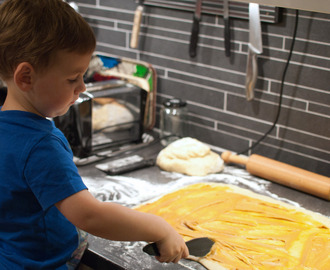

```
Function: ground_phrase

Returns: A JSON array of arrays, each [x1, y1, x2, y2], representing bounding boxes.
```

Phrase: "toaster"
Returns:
[[54, 80, 147, 158]]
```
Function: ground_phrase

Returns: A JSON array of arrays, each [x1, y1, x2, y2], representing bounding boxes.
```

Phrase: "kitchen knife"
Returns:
[[143, 237, 214, 257], [245, 3, 263, 101], [223, 0, 230, 57], [130, 0, 144, 49], [189, 0, 203, 58]]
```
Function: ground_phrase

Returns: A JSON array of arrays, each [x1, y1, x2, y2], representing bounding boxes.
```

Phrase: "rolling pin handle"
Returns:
[[221, 151, 249, 166]]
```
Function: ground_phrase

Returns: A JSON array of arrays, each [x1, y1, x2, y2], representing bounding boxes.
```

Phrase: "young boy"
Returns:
[[0, 0, 188, 269]]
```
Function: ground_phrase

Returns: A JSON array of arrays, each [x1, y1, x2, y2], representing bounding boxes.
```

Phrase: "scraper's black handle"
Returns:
[[189, 16, 200, 58], [143, 242, 160, 256]]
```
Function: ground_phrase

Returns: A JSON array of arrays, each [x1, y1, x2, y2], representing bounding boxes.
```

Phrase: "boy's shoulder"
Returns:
[[0, 109, 70, 153], [0, 109, 53, 132]]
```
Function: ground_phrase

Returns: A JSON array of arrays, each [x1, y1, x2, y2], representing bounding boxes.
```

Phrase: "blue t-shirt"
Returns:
[[0, 109, 87, 269]]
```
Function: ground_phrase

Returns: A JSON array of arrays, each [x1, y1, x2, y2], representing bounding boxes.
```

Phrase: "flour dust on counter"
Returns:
[[82, 176, 158, 207], [86, 233, 207, 270], [82, 164, 301, 209]]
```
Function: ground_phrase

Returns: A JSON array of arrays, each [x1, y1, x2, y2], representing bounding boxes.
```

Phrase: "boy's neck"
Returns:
[[1, 84, 42, 117]]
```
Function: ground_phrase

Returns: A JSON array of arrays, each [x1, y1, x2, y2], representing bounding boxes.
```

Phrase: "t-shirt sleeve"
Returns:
[[24, 134, 87, 211]]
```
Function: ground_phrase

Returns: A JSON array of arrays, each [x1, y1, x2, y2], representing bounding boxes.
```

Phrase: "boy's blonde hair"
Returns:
[[0, 0, 96, 80]]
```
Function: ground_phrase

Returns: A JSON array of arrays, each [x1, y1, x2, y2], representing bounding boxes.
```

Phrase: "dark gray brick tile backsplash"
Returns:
[[95, 44, 137, 60], [80, 6, 134, 22], [290, 40, 330, 59], [77, 0, 95, 4], [251, 144, 329, 177], [278, 128, 330, 151], [159, 79, 225, 109], [308, 102, 330, 116], [76, 1, 329, 176], [100, 0, 135, 11], [270, 82, 329, 104]]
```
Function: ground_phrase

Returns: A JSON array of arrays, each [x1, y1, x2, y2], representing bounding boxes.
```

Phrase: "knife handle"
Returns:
[[189, 16, 200, 58], [130, 5, 143, 49], [245, 48, 257, 101], [143, 242, 160, 256], [224, 18, 230, 57]]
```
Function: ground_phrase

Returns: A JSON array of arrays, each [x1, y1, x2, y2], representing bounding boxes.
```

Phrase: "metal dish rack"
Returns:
[[140, 0, 280, 23]]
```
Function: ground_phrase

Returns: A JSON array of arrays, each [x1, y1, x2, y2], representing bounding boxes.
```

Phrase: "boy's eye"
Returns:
[[68, 78, 78, 83]]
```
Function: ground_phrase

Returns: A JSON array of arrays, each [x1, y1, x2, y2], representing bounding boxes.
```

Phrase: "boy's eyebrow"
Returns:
[[69, 67, 89, 74]]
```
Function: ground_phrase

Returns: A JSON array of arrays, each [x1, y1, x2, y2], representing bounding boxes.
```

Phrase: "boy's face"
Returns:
[[30, 50, 92, 118]]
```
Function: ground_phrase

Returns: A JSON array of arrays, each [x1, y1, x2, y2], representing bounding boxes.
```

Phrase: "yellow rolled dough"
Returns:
[[136, 183, 330, 270]]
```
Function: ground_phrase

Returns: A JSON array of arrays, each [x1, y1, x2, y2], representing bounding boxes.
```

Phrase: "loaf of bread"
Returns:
[[92, 98, 134, 131]]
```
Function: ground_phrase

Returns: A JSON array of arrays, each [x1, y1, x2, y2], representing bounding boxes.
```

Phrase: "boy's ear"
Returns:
[[14, 62, 35, 92]]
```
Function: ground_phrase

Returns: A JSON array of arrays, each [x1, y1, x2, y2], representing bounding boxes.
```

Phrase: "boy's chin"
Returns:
[[52, 106, 71, 118]]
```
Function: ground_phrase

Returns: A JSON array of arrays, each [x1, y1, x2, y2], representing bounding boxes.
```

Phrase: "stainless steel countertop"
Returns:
[[78, 142, 330, 270]]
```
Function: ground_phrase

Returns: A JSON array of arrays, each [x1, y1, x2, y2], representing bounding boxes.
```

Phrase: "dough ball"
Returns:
[[156, 137, 224, 176]]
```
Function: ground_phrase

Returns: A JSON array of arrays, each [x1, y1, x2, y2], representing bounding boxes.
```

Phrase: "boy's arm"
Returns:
[[55, 190, 189, 263]]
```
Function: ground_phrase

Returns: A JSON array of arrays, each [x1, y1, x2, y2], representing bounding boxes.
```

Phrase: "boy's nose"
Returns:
[[75, 80, 86, 94], [80, 82, 86, 93]]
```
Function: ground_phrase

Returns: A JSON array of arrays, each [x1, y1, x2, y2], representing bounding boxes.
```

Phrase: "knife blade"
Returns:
[[223, 0, 230, 57], [245, 3, 263, 101], [143, 237, 214, 257], [189, 0, 203, 58]]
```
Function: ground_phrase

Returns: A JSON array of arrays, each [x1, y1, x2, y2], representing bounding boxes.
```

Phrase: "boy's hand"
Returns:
[[56, 190, 189, 263], [155, 227, 189, 263]]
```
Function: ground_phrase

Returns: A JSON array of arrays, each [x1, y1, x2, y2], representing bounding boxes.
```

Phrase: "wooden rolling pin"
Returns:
[[221, 151, 330, 201]]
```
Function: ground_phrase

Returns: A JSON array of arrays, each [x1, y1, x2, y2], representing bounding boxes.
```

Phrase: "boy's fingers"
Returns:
[[155, 255, 175, 263], [183, 245, 189, 258], [172, 254, 182, 263], [156, 248, 186, 263], [155, 255, 169, 263]]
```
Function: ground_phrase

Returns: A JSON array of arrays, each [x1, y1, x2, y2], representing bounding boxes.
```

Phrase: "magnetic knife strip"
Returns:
[[140, 0, 279, 23]]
